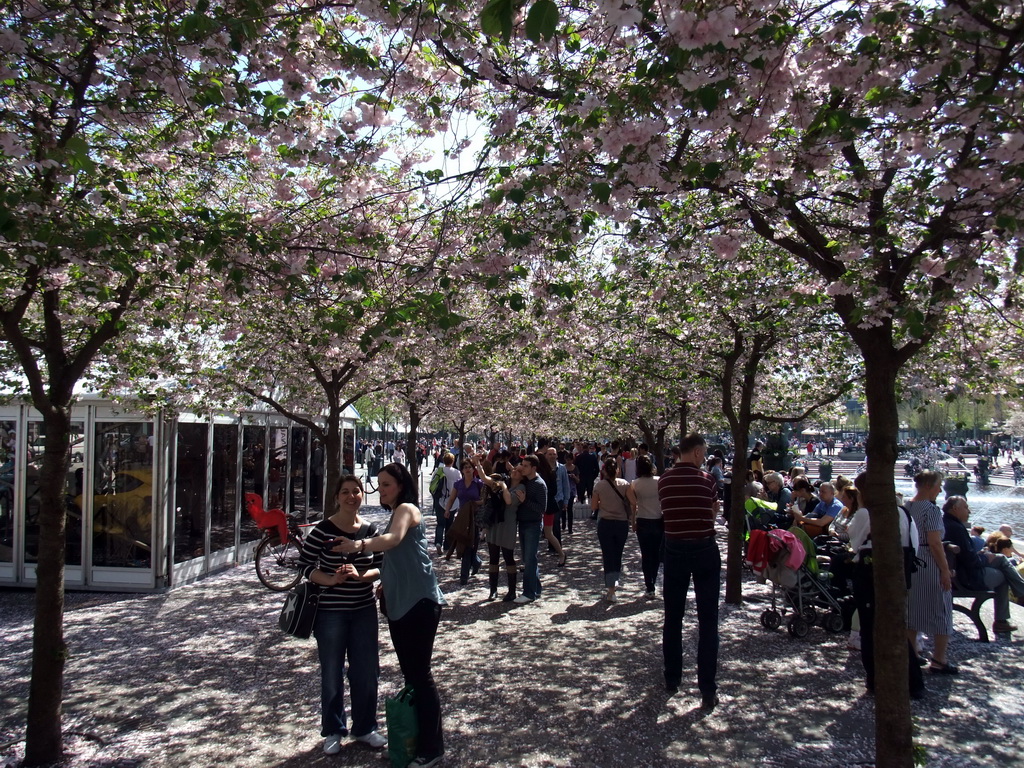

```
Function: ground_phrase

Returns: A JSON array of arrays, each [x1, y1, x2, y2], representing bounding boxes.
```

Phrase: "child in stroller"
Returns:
[[744, 481, 854, 638]]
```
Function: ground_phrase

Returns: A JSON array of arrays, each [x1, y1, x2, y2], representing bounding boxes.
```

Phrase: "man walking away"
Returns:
[[576, 442, 599, 508], [514, 455, 547, 603], [658, 433, 722, 709]]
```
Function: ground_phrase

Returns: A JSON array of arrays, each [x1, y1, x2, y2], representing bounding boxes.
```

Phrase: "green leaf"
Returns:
[[65, 136, 96, 173], [696, 86, 719, 113], [507, 188, 526, 204], [592, 182, 611, 204], [856, 36, 880, 54], [525, 0, 559, 43], [481, 0, 514, 41]]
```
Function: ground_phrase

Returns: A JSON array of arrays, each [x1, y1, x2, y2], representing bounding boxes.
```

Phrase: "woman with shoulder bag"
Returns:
[[443, 459, 484, 585], [298, 475, 386, 755], [336, 463, 447, 768], [591, 458, 636, 602]]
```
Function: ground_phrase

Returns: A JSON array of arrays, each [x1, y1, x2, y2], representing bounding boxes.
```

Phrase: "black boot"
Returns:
[[487, 571, 499, 600], [502, 569, 518, 602]]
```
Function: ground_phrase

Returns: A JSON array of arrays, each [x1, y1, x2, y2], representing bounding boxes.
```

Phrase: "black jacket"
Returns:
[[942, 513, 987, 591]]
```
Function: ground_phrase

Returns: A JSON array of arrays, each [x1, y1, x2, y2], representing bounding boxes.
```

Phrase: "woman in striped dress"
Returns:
[[298, 475, 387, 754], [906, 470, 957, 674]]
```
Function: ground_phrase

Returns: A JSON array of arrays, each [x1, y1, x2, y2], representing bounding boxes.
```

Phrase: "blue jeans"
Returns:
[[983, 555, 1024, 622], [314, 604, 379, 737], [597, 519, 629, 588], [519, 519, 542, 599], [662, 536, 721, 697]]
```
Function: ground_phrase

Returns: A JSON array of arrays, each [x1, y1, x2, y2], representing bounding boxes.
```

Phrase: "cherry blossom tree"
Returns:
[[381, 1, 1024, 764], [0, 1, 468, 761]]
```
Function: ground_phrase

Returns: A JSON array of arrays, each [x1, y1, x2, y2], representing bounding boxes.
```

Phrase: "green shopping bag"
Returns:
[[385, 685, 418, 768]]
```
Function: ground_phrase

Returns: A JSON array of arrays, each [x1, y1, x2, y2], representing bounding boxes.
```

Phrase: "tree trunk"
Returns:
[[679, 399, 688, 442], [322, 406, 343, 518], [408, 403, 421, 493], [655, 425, 667, 469], [639, 417, 670, 474], [724, 422, 749, 605], [860, 349, 913, 768], [25, 404, 72, 766]]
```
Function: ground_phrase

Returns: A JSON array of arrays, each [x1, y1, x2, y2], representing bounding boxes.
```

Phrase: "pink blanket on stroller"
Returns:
[[746, 529, 806, 580]]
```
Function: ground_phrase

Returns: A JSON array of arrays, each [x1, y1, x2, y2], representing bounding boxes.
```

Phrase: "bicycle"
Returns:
[[245, 493, 313, 591], [361, 471, 378, 493]]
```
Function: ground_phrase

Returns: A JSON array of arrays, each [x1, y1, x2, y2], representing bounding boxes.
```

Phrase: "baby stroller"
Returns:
[[747, 527, 848, 638]]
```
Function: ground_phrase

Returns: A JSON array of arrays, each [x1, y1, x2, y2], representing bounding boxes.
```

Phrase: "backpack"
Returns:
[[483, 484, 505, 527], [899, 505, 925, 589], [429, 465, 445, 495]]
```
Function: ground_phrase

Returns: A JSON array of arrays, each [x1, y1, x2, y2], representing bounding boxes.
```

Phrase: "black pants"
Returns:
[[635, 518, 664, 592], [388, 598, 444, 759], [852, 561, 924, 695], [578, 475, 596, 504]]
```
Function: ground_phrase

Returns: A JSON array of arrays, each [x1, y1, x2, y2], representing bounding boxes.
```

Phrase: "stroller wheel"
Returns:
[[761, 610, 782, 630], [823, 610, 845, 633], [787, 617, 811, 638], [801, 606, 817, 625]]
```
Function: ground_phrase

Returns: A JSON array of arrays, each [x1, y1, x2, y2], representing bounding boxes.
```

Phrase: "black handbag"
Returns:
[[279, 520, 371, 637], [279, 581, 322, 638]]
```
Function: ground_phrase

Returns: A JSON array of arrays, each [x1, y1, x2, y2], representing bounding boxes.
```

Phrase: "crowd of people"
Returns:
[[295, 434, 1024, 766], [743, 462, 1024, 698]]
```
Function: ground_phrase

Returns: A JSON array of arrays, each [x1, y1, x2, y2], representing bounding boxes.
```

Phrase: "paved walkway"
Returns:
[[2, 506, 1022, 768]]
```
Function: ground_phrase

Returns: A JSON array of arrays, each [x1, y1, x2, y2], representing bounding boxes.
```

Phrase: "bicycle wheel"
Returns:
[[254, 535, 303, 591]]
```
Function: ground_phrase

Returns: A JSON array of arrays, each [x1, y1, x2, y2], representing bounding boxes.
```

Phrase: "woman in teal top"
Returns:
[[337, 462, 446, 768]]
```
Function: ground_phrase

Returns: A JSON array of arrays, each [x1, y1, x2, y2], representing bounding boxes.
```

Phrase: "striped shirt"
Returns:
[[658, 463, 717, 539], [298, 518, 383, 611]]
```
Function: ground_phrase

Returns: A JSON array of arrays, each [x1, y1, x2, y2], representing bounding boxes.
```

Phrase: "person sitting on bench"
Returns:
[[943, 496, 1024, 634]]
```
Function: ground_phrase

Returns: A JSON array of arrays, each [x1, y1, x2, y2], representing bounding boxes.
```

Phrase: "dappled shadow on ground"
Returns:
[[1, 503, 1021, 767]]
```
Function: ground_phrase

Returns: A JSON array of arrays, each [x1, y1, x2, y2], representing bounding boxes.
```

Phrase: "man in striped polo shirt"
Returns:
[[658, 433, 722, 708]]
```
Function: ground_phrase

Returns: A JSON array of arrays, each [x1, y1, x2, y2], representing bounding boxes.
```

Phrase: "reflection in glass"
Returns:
[[174, 423, 209, 563], [24, 422, 86, 565], [0, 421, 17, 562], [241, 425, 266, 543], [211, 425, 238, 553], [268, 427, 288, 512], [91, 422, 155, 568], [290, 426, 307, 520]]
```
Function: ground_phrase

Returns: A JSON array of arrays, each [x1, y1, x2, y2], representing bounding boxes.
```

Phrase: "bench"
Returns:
[[951, 586, 996, 642], [945, 544, 996, 642]]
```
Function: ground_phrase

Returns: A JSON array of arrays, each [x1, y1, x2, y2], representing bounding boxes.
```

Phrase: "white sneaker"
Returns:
[[605, 588, 617, 603], [355, 731, 387, 749], [512, 595, 534, 604], [323, 734, 342, 755]]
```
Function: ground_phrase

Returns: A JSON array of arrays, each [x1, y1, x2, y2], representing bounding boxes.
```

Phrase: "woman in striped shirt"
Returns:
[[298, 475, 386, 755]]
